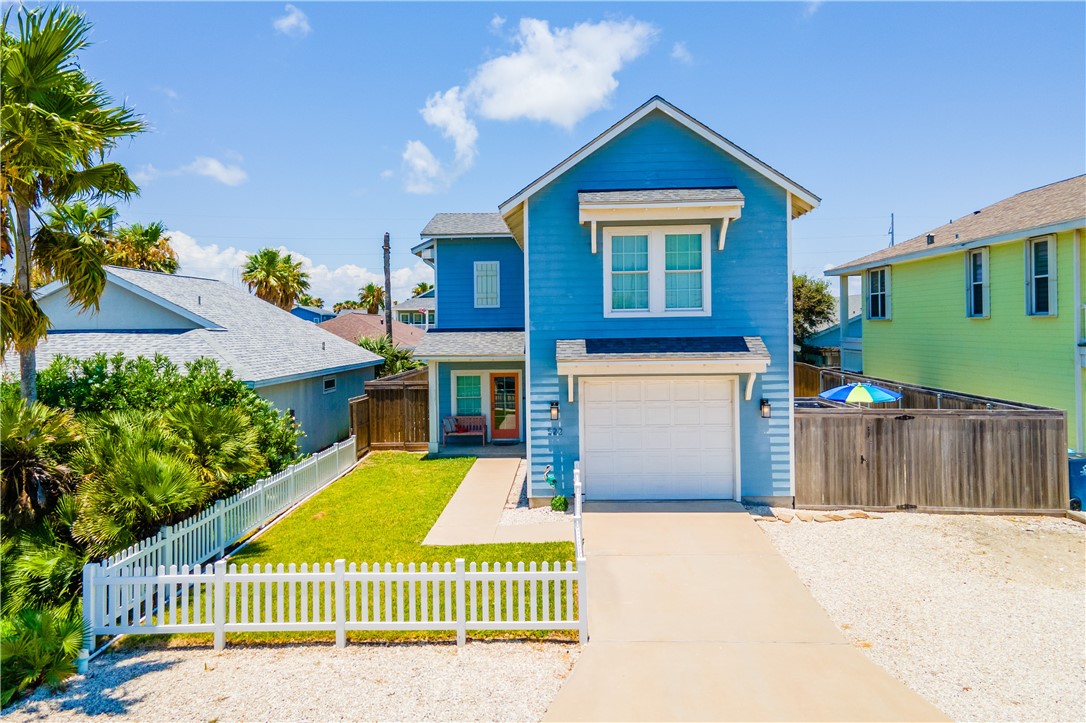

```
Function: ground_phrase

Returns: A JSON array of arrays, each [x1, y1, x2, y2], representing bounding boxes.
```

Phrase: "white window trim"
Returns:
[[866, 266, 891, 320], [965, 247, 990, 319], [474, 261, 501, 309], [322, 376, 337, 394], [602, 225, 712, 318], [1026, 234, 1057, 317], [449, 370, 523, 443]]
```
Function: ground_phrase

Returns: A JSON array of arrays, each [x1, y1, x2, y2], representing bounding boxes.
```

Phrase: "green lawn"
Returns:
[[231, 451, 575, 565], [115, 452, 576, 651]]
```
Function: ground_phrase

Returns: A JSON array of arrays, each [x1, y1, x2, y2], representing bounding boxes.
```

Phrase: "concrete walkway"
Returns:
[[422, 458, 573, 545], [544, 502, 946, 722]]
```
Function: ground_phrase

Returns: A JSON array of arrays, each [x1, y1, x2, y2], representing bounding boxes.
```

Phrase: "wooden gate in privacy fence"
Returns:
[[350, 368, 429, 455], [794, 407, 1069, 512]]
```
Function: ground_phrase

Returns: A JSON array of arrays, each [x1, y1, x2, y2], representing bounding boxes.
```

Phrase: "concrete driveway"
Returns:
[[543, 502, 946, 722]]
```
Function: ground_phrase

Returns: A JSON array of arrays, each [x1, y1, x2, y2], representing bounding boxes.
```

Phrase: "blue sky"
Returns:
[[58, 1, 1086, 305]]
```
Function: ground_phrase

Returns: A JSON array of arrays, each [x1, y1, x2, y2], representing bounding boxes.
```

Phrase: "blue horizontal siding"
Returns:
[[526, 109, 794, 499], [435, 237, 525, 329]]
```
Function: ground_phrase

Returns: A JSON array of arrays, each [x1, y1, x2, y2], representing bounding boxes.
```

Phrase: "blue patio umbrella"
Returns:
[[819, 382, 903, 405]]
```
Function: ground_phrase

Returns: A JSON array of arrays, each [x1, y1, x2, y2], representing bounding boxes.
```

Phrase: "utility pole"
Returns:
[[383, 232, 393, 343], [888, 213, 895, 247]]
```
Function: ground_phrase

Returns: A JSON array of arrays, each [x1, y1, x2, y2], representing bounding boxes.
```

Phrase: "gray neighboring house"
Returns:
[[6, 266, 382, 454]]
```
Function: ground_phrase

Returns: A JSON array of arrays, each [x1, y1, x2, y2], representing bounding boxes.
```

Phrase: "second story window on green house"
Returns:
[[1026, 235, 1056, 316], [967, 248, 989, 318], [868, 266, 890, 320]]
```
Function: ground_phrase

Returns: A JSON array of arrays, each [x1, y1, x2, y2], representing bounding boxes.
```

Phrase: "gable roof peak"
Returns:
[[498, 96, 820, 219]]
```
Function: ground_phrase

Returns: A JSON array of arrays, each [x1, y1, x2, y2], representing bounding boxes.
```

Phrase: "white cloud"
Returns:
[[153, 85, 179, 100], [468, 18, 656, 129], [134, 156, 249, 187], [803, 1, 823, 17], [273, 4, 311, 38], [671, 41, 693, 65], [489, 14, 506, 34], [172, 231, 434, 305], [183, 156, 248, 186], [401, 16, 655, 193], [380, 169, 395, 179]]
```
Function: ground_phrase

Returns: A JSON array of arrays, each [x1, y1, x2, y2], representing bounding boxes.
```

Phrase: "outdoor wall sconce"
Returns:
[[760, 399, 772, 418], [550, 401, 561, 420]]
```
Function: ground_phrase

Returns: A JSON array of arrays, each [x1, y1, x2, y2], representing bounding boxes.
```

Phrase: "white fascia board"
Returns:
[[826, 217, 1086, 276], [499, 97, 820, 216], [414, 355, 525, 363], [557, 358, 770, 377]]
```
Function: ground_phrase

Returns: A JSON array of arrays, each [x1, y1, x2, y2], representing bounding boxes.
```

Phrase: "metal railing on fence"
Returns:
[[83, 556, 587, 653]]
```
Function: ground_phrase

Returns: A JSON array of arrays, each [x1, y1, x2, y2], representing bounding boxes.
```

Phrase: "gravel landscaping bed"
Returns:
[[759, 511, 1085, 723], [500, 474, 572, 526], [7, 640, 579, 722]]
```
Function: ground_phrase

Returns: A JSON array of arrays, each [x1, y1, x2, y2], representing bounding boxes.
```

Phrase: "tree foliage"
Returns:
[[333, 299, 363, 313], [0, 606, 84, 705], [241, 247, 310, 310], [0, 398, 82, 526], [357, 335, 423, 378], [358, 282, 385, 314], [411, 281, 433, 297], [108, 221, 178, 273], [793, 273, 838, 343], [1, 4, 145, 395], [296, 292, 323, 308]]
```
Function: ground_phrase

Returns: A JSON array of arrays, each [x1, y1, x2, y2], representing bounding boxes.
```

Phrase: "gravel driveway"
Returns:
[[759, 511, 1085, 723], [7, 640, 579, 722]]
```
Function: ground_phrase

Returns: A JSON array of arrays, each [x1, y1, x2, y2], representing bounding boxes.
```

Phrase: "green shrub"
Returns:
[[20, 354, 299, 478], [1, 498, 87, 619], [0, 607, 85, 707], [550, 495, 569, 512]]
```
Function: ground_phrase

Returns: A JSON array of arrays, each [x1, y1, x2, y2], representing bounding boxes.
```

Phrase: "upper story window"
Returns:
[[966, 248, 989, 318], [603, 225, 711, 317], [1026, 235, 1056, 316], [323, 376, 337, 394], [867, 266, 890, 320], [474, 261, 500, 308]]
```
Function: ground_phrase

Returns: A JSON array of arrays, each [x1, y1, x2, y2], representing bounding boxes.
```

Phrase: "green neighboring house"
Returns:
[[826, 175, 1086, 450]]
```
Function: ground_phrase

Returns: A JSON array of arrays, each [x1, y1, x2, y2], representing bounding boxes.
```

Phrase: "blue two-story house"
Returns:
[[413, 97, 819, 506]]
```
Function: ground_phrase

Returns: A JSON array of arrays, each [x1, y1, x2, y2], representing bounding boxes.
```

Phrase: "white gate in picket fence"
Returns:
[[82, 557, 587, 655]]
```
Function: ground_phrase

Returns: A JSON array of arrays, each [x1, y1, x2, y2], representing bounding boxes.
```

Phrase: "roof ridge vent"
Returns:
[[926, 234, 935, 245]]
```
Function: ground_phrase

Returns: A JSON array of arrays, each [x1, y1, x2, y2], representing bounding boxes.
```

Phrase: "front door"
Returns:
[[491, 374, 520, 440]]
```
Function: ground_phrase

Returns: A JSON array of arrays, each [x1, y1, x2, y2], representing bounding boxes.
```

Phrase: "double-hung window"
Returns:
[[474, 261, 500, 308], [454, 374, 482, 415], [867, 267, 890, 320], [1026, 235, 1056, 316], [604, 225, 710, 316], [966, 248, 989, 318]]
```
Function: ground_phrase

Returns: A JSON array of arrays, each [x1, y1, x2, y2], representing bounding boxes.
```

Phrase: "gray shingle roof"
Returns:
[[829, 175, 1086, 273], [414, 331, 524, 359], [396, 296, 435, 312], [556, 336, 769, 362], [578, 188, 745, 205], [3, 267, 382, 385], [421, 213, 512, 238]]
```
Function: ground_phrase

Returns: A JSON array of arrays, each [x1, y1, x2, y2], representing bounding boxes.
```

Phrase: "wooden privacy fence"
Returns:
[[793, 362, 1041, 411], [95, 438, 357, 578], [795, 408, 1068, 512], [82, 557, 587, 655], [350, 368, 429, 452]]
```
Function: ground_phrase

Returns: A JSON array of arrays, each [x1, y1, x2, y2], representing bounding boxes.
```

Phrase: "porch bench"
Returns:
[[442, 415, 487, 445]]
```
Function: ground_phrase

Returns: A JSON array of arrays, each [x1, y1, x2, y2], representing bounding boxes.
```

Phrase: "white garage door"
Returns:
[[581, 377, 737, 500]]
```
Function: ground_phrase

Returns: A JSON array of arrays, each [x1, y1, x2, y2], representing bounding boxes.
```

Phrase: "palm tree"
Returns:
[[0, 397, 83, 527], [108, 221, 178, 273], [359, 282, 385, 314], [32, 201, 116, 287], [241, 247, 311, 310], [412, 281, 434, 297], [296, 292, 324, 308], [333, 299, 363, 313], [357, 335, 423, 378], [2, 5, 146, 402], [164, 403, 265, 496]]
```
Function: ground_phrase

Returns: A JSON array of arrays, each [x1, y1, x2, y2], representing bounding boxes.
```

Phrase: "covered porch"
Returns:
[[413, 329, 527, 455]]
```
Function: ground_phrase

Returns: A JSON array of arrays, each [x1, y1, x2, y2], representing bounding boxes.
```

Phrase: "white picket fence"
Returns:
[[82, 557, 587, 651], [96, 437, 357, 577], [573, 464, 584, 559]]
